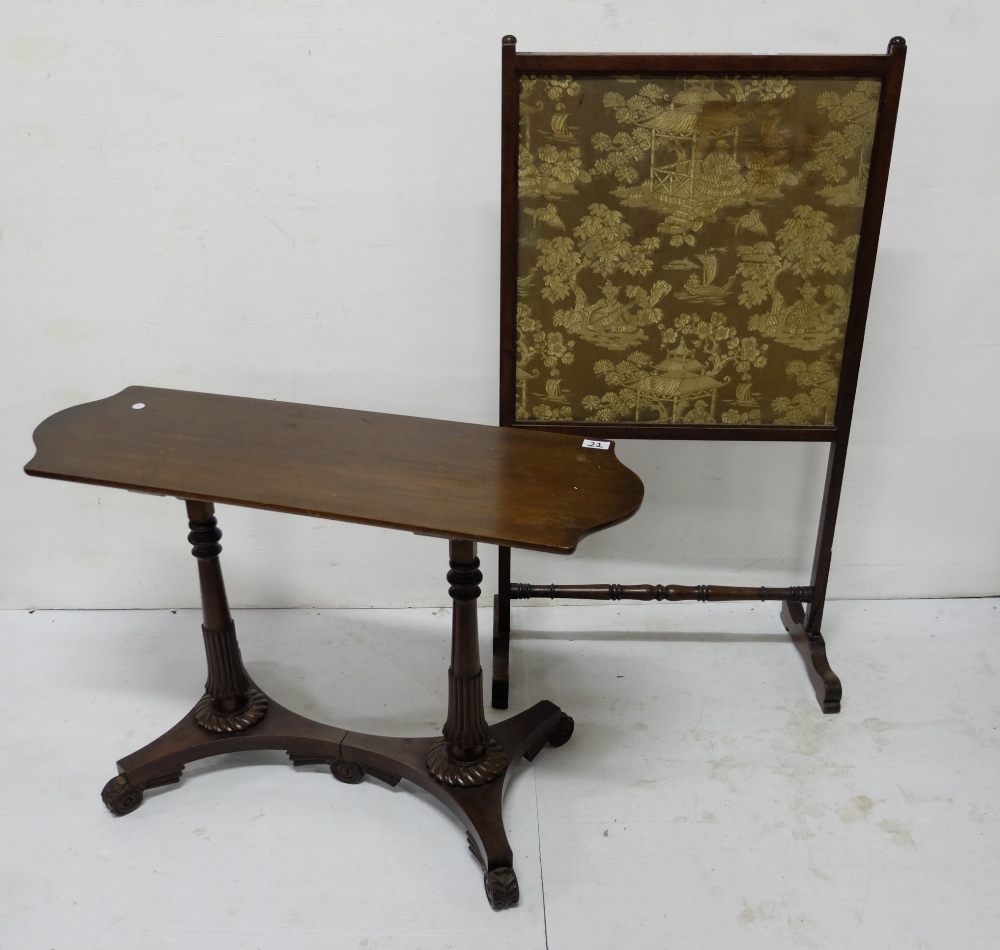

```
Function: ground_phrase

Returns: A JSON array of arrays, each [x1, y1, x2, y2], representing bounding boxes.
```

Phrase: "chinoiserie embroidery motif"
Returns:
[[516, 75, 880, 426]]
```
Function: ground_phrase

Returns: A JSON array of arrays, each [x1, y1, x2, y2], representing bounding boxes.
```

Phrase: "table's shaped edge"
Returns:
[[24, 387, 645, 556]]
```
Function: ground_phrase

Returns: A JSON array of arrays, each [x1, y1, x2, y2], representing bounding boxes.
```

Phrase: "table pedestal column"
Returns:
[[426, 541, 506, 786], [186, 501, 269, 731], [334, 538, 574, 909]]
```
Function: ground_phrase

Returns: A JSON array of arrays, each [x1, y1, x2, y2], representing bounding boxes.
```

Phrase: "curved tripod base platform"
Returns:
[[782, 600, 842, 714], [101, 688, 570, 909]]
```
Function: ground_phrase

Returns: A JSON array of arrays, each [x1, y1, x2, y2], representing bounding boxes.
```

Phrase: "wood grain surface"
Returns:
[[25, 387, 644, 554]]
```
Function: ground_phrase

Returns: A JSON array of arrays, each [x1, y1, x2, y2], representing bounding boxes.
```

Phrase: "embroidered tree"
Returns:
[[803, 81, 880, 206], [581, 352, 653, 421], [515, 303, 576, 419], [738, 206, 858, 346], [771, 358, 840, 424]]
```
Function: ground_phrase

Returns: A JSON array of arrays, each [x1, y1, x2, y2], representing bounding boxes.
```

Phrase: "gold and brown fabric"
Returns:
[[514, 74, 879, 428]]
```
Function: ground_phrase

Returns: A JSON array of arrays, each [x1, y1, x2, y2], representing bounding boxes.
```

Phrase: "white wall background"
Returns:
[[2, 0, 997, 609]]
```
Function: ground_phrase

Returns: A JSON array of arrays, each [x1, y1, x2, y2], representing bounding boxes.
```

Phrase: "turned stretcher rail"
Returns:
[[509, 583, 813, 603]]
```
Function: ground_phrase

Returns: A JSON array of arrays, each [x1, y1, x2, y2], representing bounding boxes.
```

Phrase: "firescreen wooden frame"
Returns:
[[493, 35, 906, 713]]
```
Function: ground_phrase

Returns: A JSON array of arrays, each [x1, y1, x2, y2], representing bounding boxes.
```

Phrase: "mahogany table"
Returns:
[[25, 386, 643, 909]]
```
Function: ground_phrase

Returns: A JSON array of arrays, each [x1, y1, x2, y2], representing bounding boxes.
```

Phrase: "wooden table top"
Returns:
[[25, 387, 644, 554]]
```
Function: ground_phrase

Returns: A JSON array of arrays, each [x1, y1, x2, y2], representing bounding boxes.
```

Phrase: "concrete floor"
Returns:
[[1, 598, 997, 949]]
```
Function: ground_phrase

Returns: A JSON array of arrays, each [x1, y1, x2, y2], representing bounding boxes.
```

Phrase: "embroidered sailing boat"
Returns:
[[548, 104, 576, 142], [541, 371, 570, 404], [676, 251, 735, 303]]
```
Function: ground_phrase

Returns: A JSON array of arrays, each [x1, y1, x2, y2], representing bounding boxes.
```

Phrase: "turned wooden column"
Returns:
[[444, 540, 491, 761], [186, 500, 267, 732], [426, 540, 506, 786]]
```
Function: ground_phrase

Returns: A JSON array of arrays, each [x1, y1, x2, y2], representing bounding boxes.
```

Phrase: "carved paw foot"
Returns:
[[484, 866, 519, 910], [548, 713, 575, 748], [101, 775, 144, 816]]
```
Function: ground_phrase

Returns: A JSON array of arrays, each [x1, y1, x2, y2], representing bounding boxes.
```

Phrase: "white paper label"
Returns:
[[582, 439, 610, 450]]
